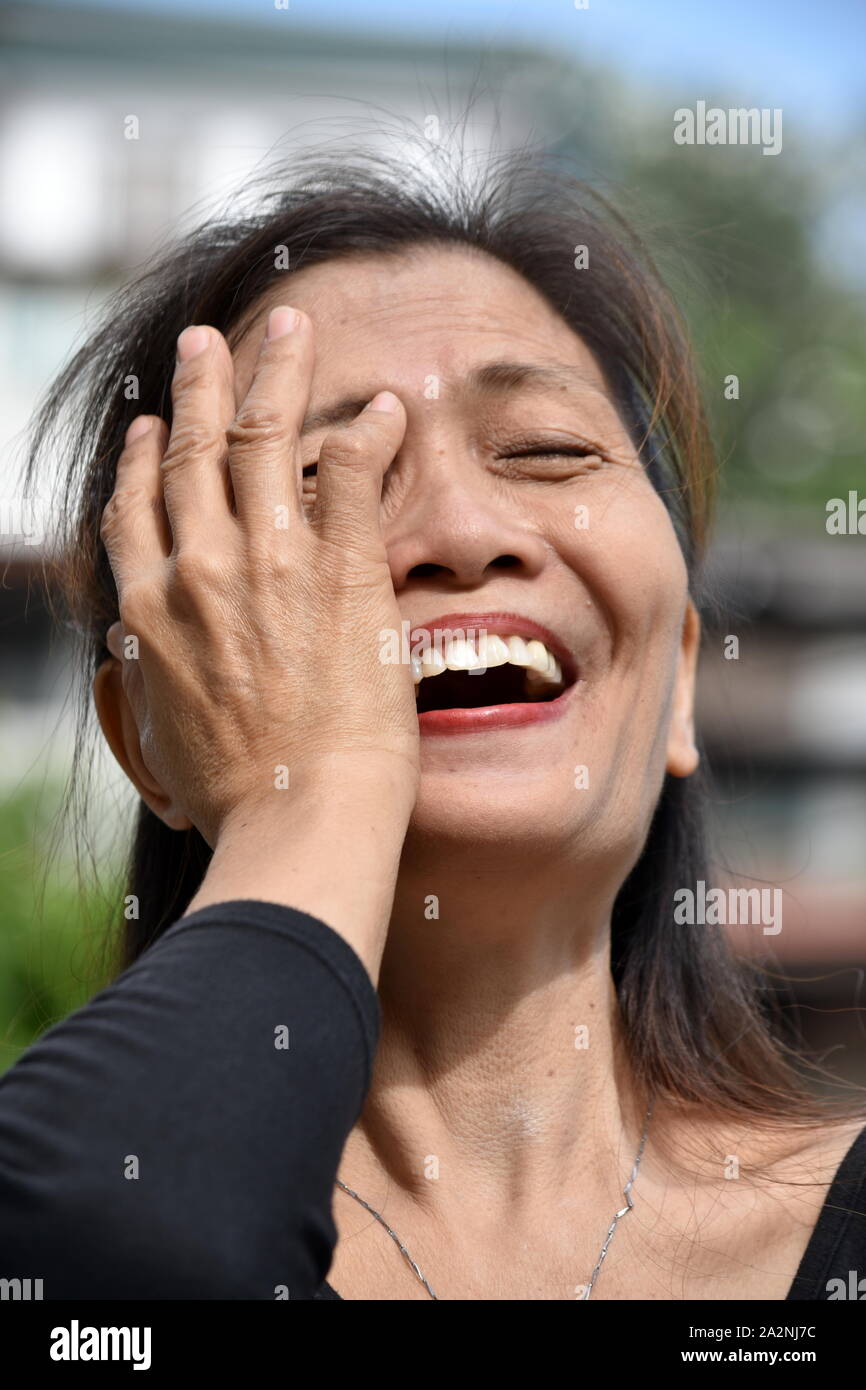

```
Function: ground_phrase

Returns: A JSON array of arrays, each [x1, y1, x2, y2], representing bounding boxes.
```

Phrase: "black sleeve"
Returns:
[[0, 899, 380, 1300]]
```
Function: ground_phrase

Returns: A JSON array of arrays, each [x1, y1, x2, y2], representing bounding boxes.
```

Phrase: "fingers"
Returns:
[[225, 306, 314, 530], [163, 325, 236, 546], [312, 391, 406, 544], [100, 416, 170, 594], [104, 315, 404, 613]]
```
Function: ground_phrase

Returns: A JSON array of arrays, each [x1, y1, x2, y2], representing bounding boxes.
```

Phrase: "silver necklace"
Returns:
[[336, 1100, 654, 1300]]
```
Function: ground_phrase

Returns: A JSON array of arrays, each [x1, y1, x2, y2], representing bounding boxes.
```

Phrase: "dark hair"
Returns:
[[24, 143, 858, 1133]]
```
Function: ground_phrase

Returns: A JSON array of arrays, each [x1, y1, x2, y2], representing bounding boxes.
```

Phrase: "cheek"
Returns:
[[559, 474, 687, 640], [550, 478, 689, 745]]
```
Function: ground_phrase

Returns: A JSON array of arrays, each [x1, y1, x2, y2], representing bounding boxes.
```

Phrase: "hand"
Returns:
[[98, 307, 419, 849]]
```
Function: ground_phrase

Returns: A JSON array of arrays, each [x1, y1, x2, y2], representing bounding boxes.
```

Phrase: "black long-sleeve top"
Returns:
[[0, 899, 863, 1300]]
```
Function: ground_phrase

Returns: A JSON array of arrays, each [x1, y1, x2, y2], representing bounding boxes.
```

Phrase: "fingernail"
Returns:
[[267, 306, 299, 339], [176, 325, 209, 363], [364, 390, 400, 414], [125, 416, 152, 445]]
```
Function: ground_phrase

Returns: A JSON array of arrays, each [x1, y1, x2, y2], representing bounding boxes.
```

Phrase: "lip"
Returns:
[[408, 610, 578, 737], [417, 683, 575, 735]]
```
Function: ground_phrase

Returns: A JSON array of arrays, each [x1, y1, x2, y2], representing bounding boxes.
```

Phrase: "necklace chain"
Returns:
[[335, 1100, 654, 1301]]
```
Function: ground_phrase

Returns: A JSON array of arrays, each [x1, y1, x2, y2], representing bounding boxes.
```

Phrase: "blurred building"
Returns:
[[697, 520, 866, 1082], [0, 0, 548, 779], [700, 518, 866, 943]]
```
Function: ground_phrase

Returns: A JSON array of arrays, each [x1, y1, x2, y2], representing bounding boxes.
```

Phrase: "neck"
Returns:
[[349, 840, 648, 1226]]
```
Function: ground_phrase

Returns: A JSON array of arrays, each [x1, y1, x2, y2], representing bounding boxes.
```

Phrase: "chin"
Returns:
[[406, 769, 589, 859]]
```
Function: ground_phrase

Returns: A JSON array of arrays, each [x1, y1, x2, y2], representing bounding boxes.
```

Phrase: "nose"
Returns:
[[385, 464, 549, 593]]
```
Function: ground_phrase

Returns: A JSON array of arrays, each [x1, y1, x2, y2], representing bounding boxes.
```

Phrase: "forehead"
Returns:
[[230, 245, 613, 407]]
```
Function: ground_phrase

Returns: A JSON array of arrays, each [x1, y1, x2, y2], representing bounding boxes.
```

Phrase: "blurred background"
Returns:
[[1, 0, 864, 1082]]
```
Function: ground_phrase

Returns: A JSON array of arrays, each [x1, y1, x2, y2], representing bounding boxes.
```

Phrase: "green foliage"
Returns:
[[620, 143, 866, 512], [538, 60, 866, 515], [0, 784, 119, 1075]]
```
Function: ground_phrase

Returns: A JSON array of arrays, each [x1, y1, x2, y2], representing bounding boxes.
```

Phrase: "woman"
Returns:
[[2, 150, 864, 1301]]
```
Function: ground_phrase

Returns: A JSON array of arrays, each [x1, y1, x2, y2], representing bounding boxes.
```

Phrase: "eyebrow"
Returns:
[[469, 359, 605, 396], [299, 359, 608, 434]]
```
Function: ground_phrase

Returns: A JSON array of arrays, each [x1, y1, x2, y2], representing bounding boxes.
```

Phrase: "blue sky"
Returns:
[[39, 0, 866, 134]]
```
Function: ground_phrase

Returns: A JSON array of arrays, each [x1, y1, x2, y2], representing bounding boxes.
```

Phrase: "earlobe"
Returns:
[[92, 657, 192, 831], [665, 599, 701, 779]]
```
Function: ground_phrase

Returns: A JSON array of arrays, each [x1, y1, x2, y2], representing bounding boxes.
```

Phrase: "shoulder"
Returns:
[[636, 1108, 866, 1299], [645, 1106, 866, 1241], [698, 1114, 866, 1268], [650, 1102, 866, 1184], [763, 1117, 866, 1185]]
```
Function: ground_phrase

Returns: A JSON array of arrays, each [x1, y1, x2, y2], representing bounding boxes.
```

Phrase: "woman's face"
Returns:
[[231, 246, 699, 868]]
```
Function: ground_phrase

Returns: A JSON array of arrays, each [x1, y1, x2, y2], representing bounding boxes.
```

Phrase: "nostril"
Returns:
[[407, 562, 449, 579], [405, 554, 522, 581]]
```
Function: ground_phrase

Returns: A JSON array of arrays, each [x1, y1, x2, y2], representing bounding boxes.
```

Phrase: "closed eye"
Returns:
[[504, 447, 603, 460], [494, 441, 609, 482], [302, 444, 608, 478]]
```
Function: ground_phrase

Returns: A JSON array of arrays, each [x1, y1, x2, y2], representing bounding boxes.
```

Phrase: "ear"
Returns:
[[665, 598, 701, 778], [92, 657, 192, 831]]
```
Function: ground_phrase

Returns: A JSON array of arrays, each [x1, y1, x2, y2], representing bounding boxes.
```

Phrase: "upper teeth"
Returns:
[[411, 634, 563, 688]]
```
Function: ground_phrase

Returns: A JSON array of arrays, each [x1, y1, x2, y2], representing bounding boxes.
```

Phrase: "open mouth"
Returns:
[[413, 634, 573, 715]]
